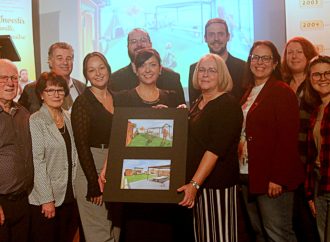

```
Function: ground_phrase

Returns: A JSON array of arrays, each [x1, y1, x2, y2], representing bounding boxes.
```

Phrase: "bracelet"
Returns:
[[190, 180, 200, 190]]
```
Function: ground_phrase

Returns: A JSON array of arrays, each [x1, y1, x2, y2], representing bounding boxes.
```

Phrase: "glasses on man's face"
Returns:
[[44, 88, 65, 96], [311, 70, 330, 81], [250, 55, 273, 64], [197, 67, 218, 75], [0, 75, 19, 84], [128, 38, 149, 45]]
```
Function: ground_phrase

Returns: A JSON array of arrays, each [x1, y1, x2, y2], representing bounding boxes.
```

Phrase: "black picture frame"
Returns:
[[103, 107, 188, 203]]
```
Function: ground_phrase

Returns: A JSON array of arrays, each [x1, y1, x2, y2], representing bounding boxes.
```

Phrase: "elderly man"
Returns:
[[19, 42, 85, 113], [188, 18, 246, 105], [0, 59, 34, 242], [110, 28, 185, 104]]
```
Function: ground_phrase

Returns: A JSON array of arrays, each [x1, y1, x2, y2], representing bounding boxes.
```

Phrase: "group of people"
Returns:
[[0, 17, 329, 242]]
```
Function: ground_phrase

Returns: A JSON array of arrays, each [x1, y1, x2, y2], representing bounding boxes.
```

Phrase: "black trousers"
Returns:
[[0, 194, 30, 242], [29, 201, 79, 242]]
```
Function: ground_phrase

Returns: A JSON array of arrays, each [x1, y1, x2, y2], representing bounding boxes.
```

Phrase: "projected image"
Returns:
[[126, 119, 174, 147], [80, 0, 254, 89], [121, 159, 171, 190]]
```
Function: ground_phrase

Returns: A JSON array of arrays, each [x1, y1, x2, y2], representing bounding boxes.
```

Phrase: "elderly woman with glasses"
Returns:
[[178, 53, 243, 242], [28, 72, 79, 242], [304, 55, 330, 242], [238, 40, 305, 242]]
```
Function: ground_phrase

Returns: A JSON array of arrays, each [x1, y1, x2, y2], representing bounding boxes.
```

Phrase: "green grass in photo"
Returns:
[[127, 133, 172, 147], [125, 173, 156, 183]]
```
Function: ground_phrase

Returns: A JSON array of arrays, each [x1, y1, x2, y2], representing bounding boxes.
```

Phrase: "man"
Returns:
[[19, 42, 85, 113], [188, 18, 246, 105], [0, 59, 34, 242], [110, 28, 185, 104], [14, 69, 32, 102]]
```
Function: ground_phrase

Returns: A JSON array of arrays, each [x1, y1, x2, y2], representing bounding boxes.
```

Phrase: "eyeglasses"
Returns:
[[197, 67, 218, 75], [311, 70, 330, 81], [44, 88, 65, 96], [0, 75, 19, 84], [250, 55, 273, 63], [128, 38, 149, 45]]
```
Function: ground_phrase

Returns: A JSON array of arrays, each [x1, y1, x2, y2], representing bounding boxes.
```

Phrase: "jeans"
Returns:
[[241, 184, 267, 242], [314, 193, 330, 242], [257, 191, 297, 242]]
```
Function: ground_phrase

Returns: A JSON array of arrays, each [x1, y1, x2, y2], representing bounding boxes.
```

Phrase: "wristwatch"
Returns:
[[190, 180, 200, 190]]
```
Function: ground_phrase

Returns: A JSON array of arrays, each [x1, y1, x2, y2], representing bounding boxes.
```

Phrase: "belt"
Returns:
[[91, 144, 109, 149], [0, 191, 27, 201]]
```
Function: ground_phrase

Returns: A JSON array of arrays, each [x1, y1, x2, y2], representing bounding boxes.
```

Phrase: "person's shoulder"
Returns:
[[72, 78, 86, 87], [267, 79, 296, 100], [161, 67, 180, 78], [227, 53, 246, 65], [113, 89, 132, 106], [14, 102, 30, 116], [271, 79, 291, 92], [23, 81, 37, 91], [189, 62, 197, 69], [112, 65, 132, 78]]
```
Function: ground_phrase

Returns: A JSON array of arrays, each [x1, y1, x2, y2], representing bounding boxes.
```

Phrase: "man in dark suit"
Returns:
[[188, 18, 246, 105], [19, 42, 85, 113], [109, 28, 185, 104]]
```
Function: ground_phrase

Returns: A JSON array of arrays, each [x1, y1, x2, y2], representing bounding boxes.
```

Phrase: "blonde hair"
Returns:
[[192, 53, 233, 92]]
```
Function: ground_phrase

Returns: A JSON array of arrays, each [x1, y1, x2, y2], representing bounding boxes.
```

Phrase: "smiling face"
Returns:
[[197, 56, 219, 93], [136, 55, 161, 86], [205, 22, 229, 56], [0, 60, 18, 104], [86, 55, 110, 90], [286, 42, 307, 74], [127, 29, 152, 62], [48, 48, 73, 79], [250, 44, 277, 85], [41, 83, 65, 109], [310, 62, 330, 100]]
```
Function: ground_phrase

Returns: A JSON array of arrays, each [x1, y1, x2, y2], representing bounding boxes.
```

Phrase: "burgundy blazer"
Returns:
[[241, 77, 305, 194]]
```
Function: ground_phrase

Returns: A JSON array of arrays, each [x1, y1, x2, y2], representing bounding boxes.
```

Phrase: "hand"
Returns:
[[177, 183, 197, 209], [176, 104, 187, 109], [0, 205, 5, 225], [98, 168, 107, 193], [152, 104, 168, 109], [267, 182, 283, 198], [90, 195, 103, 206], [41, 202, 55, 219], [308, 200, 316, 217]]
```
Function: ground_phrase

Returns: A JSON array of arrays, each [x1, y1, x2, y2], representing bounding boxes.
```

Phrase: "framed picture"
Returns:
[[103, 107, 188, 204]]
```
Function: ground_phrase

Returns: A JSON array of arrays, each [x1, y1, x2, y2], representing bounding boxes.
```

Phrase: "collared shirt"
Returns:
[[0, 103, 34, 196], [305, 103, 330, 199], [68, 78, 79, 103]]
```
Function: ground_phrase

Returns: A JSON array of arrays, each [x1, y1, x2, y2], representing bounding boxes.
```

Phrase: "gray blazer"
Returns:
[[28, 104, 78, 207]]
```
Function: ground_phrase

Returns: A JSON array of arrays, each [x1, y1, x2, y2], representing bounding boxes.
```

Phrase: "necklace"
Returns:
[[136, 86, 160, 103]]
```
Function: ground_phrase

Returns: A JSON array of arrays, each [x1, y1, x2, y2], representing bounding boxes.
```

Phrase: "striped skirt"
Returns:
[[193, 185, 238, 242]]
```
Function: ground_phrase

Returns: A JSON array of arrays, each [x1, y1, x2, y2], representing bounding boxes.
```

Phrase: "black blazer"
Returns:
[[18, 78, 85, 114], [109, 64, 185, 104]]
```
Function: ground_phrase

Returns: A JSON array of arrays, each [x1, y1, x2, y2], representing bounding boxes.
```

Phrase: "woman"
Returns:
[[239, 40, 305, 242], [29, 72, 78, 242], [115, 48, 182, 108], [177, 53, 243, 242], [113, 48, 189, 242], [71, 52, 118, 242], [282, 37, 320, 242], [304, 55, 330, 242]]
